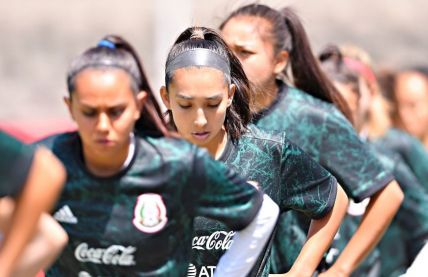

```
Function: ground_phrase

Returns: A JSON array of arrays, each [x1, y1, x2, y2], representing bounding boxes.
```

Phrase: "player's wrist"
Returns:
[[287, 264, 315, 277], [329, 262, 351, 277]]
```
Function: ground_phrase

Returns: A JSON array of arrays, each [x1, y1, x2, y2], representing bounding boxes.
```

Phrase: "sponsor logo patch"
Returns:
[[187, 264, 216, 277], [192, 231, 235, 251], [74, 243, 136, 266], [54, 205, 78, 224], [133, 193, 168, 233]]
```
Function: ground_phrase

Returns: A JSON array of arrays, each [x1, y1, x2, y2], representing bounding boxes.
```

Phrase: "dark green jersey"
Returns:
[[376, 128, 428, 192], [373, 144, 428, 276], [329, 143, 428, 277], [37, 132, 262, 277], [190, 126, 337, 277], [254, 83, 393, 201], [253, 82, 393, 274], [0, 131, 35, 197]]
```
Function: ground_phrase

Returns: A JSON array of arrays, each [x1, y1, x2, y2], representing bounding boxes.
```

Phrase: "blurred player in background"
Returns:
[[0, 131, 67, 277]]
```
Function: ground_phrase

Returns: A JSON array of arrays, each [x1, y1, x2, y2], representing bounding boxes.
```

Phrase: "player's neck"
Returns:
[[206, 128, 228, 160], [83, 137, 132, 177], [253, 79, 278, 113]]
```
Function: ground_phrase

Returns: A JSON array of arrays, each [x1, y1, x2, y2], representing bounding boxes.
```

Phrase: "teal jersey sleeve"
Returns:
[[220, 126, 337, 219], [192, 147, 263, 231], [319, 111, 393, 201], [0, 131, 35, 197], [254, 84, 393, 202], [278, 131, 337, 219], [377, 128, 428, 191]]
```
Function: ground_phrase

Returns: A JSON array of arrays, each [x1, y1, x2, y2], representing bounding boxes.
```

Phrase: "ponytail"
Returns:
[[220, 4, 353, 123]]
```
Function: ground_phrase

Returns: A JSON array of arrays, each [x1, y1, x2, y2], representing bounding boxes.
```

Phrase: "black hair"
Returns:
[[164, 27, 252, 141], [319, 44, 360, 95], [67, 35, 169, 137], [220, 4, 353, 123]]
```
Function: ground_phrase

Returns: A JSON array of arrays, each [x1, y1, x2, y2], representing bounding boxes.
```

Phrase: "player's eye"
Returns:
[[82, 109, 97, 117], [207, 102, 221, 108], [235, 49, 254, 59], [178, 104, 191, 109], [108, 107, 125, 118]]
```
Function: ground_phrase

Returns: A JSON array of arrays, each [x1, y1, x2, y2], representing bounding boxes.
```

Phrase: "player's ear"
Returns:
[[64, 96, 75, 121], [227, 84, 236, 107], [160, 86, 171, 110], [135, 91, 148, 120]]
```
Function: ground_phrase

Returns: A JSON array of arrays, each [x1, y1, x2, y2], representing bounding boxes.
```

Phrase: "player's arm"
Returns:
[[0, 147, 66, 277], [279, 184, 348, 276], [320, 180, 403, 277], [0, 198, 68, 277], [271, 137, 349, 276]]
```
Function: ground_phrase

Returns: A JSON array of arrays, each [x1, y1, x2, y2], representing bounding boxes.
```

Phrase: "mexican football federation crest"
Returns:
[[133, 193, 168, 233]]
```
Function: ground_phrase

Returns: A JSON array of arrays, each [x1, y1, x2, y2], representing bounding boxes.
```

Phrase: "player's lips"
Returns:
[[95, 138, 115, 145], [191, 131, 210, 141]]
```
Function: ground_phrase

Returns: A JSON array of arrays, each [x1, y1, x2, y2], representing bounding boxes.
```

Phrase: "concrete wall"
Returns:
[[1, 0, 427, 120]]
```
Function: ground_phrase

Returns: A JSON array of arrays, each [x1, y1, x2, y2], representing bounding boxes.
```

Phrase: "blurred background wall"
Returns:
[[0, 0, 427, 121]]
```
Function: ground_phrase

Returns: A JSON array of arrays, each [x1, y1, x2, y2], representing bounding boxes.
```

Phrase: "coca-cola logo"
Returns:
[[192, 231, 235, 251], [74, 243, 136, 266]]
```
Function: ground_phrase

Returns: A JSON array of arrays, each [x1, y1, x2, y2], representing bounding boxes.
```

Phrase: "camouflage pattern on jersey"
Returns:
[[37, 132, 262, 277], [191, 126, 337, 277], [253, 83, 393, 274], [254, 83, 393, 201]]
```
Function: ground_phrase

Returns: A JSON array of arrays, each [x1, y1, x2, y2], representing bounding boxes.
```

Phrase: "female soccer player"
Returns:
[[36, 35, 278, 276], [0, 131, 67, 277], [374, 69, 428, 191], [386, 70, 428, 145], [219, 4, 403, 276], [319, 45, 428, 276], [160, 26, 348, 277]]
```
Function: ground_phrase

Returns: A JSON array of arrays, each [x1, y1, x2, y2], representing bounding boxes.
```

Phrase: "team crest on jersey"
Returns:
[[133, 193, 168, 233]]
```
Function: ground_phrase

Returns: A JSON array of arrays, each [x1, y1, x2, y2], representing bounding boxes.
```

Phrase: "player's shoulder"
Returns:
[[383, 128, 418, 149], [140, 135, 198, 163], [243, 125, 284, 145], [35, 131, 79, 152], [241, 125, 304, 156], [284, 86, 348, 125]]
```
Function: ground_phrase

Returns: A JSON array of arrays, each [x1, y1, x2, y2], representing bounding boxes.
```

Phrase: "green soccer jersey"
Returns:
[[37, 132, 262, 277], [0, 131, 35, 197], [329, 143, 428, 277], [190, 126, 337, 277], [376, 128, 428, 192], [373, 144, 428, 277], [254, 83, 393, 201], [253, 82, 394, 274]]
